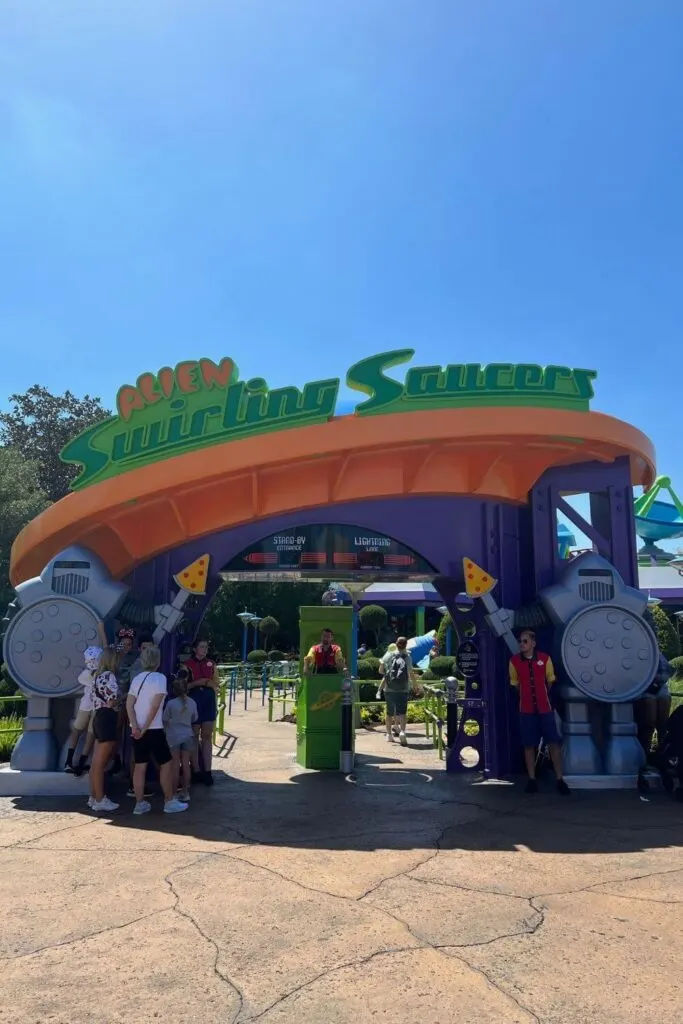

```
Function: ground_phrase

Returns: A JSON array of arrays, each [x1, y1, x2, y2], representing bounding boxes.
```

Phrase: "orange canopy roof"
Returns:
[[10, 406, 655, 585]]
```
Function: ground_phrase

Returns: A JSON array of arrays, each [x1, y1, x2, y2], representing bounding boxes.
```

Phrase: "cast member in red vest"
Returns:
[[185, 638, 220, 786], [303, 629, 346, 675], [509, 629, 570, 796]]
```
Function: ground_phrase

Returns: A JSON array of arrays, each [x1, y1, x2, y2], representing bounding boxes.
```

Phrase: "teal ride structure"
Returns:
[[634, 476, 683, 546]]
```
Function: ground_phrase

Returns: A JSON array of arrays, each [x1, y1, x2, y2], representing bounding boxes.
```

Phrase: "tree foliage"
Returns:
[[0, 447, 49, 613], [649, 604, 681, 662], [358, 604, 388, 645], [202, 581, 327, 657], [0, 385, 111, 502], [258, 615, 280, 650], [436, 611, 452, 653]]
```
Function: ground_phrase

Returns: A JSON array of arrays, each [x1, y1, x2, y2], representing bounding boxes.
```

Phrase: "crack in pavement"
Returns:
[[0, 907, 169, 962], [242, 946, 437, 1022], [1, 815, 100, 851], [443, 946, 542, 1024], [219, 824, 543, 1023], [163, 854, 246, 1024]]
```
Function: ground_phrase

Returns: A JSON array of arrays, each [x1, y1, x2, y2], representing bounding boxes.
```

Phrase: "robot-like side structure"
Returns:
[[2, 545, 208, 771], [473, 551, 659, 780]]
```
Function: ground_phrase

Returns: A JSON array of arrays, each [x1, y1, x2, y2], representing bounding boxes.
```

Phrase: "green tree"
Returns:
[[0, 385, 110, 501], [649, 604, 681, 661], [201, 580, 326, 656], [0, 447, 49, 613], [358, 604, 388, 646], [436, 611, 453, 653], [258, 615, 279, 651]]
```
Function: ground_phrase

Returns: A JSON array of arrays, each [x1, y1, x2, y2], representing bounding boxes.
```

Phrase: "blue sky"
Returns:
[[1, 1, 682, 531]]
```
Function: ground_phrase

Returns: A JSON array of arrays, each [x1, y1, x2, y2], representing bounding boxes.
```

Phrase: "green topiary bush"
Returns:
[[436, 612, 452, 655], [268, 649, 286, 662], [357, 657, 381, 680], [0, 664, 19, 696], [649, 605, 681, 661], [247, 649, 268, 665], [669, 655, 683, 681], [428, 656, 457, 678], [357, 682, 383, 702], [358, 605, 388, 645]]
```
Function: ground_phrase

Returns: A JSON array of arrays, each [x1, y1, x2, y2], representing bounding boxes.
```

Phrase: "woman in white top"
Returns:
[[126, 645, 188, 816], [65, 645, 101, 776]]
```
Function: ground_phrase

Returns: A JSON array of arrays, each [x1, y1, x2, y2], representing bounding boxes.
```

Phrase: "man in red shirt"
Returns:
[[185, 638, 220, 786], [303, 629, 346, 675], [509, 629, 570, 796]]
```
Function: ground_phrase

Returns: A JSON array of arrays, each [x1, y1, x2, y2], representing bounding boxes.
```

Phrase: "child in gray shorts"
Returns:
[[163, 671, 198, 801]]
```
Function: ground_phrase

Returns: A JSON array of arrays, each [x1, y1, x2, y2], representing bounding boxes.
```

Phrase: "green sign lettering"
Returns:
[[60, 352, 597, 491]]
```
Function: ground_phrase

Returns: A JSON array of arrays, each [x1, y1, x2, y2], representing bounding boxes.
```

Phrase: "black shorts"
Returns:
[[133, 728, 172, 766], [93, 708, 118, 743], [191, 686, 217, 724]]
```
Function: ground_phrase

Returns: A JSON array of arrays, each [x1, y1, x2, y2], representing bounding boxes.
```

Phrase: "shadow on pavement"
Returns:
[[9, 752, 683, 856]]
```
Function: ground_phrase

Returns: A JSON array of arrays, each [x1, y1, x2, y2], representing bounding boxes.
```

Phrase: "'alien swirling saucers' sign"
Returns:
[[60, 351, 597, 490]]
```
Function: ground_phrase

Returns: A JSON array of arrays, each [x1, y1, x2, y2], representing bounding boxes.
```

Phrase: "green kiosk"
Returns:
[[297, 605, 356, 769]]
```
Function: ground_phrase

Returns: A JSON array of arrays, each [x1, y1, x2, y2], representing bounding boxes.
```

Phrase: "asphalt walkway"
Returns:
[[1, 707, 681, 1023]]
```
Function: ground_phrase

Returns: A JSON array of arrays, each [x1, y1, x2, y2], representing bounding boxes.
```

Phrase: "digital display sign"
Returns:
[[222, 525, 435, 581]]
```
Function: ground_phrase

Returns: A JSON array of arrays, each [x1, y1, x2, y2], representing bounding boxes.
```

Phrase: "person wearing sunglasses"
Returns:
[[509, 630, 570, 796]]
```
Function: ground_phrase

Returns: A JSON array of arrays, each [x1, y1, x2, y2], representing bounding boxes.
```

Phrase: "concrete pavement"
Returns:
[[0, 706, 681, 1023]]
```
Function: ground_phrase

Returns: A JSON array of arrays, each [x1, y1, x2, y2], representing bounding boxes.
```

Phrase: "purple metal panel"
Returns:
[[531, 481, 558, 593]]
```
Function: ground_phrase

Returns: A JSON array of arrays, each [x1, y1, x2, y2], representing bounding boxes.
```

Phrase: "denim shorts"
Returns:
[[170, 736, 197, 753], [385, 691, 409, 716], [191, 686, 217, 724]]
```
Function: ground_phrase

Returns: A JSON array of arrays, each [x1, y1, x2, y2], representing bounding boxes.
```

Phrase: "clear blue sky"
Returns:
[[1, 1, 682, 512]]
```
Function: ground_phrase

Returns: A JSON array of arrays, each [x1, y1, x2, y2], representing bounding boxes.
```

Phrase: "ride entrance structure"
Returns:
[[2, 350, 658, 792]]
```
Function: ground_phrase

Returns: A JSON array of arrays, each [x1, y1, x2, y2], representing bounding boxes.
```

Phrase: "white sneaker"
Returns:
[[92, 797, 119, 812], [87, 796, 95, 809], [133, 800, 152, 815], [178, 791, 190, 802], [399, 731, 407, 747], [164, 798, 188, 814], [385, 733, 394, 742]]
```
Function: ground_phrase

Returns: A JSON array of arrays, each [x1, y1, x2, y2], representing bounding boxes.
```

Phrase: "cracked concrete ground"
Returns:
[[1, 707, 682, 1024]]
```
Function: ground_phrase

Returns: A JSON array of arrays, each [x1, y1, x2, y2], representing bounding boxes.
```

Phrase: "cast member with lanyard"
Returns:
[[185, 638, 220, 786]]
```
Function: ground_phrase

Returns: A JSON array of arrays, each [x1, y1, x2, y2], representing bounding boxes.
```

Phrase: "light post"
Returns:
[[237, 610, 254, 663], [342, 583, 373, 678], [250, 615, 262, 651]]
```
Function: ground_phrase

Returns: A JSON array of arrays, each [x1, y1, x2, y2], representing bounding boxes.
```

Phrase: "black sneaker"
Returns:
[[556, 778, 571, 796], [127, 787, 154, 799], [525, 778, 539, 794], [202, 771, 214, 787]]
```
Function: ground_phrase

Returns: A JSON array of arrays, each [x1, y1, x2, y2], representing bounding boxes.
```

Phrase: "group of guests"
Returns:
[[64, 632, 220, 815]]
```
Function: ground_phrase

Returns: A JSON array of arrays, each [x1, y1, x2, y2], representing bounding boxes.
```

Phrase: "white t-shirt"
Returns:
[[77, 669, 95, 712], [129, 671, 168, 731]]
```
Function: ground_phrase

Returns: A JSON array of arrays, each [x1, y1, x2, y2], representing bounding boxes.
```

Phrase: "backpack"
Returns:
[[387, 652, 410, 687]]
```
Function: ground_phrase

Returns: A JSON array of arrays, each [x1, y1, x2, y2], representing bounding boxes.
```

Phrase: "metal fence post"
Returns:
[[339, 675, 354, 773]]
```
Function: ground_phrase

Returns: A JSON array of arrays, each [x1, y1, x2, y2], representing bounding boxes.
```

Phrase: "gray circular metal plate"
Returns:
[[561, 605, 658, 703], [3, 597, 101, 698]]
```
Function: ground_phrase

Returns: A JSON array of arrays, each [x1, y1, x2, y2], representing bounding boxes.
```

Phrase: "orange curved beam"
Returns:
[[10, 407, 655, 585]]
